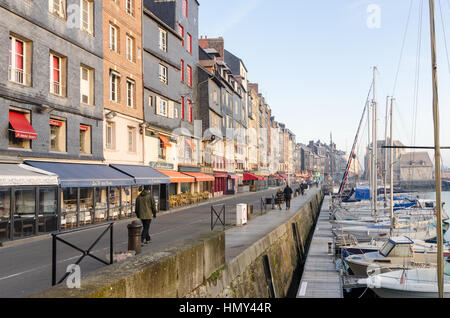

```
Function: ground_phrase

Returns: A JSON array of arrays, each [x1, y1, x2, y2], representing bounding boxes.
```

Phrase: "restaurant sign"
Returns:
[[149, 161, 174, 170]]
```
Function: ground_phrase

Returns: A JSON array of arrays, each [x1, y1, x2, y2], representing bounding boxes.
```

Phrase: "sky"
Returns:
[[198, 0, 450, 170]]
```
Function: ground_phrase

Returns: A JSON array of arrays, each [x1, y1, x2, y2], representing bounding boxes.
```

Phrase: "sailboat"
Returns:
[[359, 0, 448, 297]]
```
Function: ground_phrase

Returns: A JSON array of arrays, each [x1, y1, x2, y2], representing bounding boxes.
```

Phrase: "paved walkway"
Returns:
[[0, 187, 287, 298], [297, 195, 343, 298]]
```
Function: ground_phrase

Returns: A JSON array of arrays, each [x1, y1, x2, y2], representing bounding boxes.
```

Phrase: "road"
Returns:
[[0, 187, 289, 298]]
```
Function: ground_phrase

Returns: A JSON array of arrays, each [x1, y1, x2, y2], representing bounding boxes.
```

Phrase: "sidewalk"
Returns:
[[0, 186, 286, 297]]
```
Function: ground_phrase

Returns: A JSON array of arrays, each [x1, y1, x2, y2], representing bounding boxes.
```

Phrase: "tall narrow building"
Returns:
[[102, 0, 144, 165]]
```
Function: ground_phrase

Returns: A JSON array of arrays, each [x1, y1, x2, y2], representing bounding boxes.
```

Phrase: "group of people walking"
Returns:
[[275, 183, 309, 210]]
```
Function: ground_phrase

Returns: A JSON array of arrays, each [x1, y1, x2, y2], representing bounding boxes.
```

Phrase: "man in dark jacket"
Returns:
[[283, 184, 293, 210], [135, 185, 157, 245]]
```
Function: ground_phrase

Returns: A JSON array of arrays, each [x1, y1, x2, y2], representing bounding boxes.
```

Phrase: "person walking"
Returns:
[[275, 188, 284, 210], [283, 184, 293, 210], [135, 185, 157, 246]]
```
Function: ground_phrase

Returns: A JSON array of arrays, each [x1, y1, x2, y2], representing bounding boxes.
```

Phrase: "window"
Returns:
[[159, 28, 167, 52], [81, 0, 94, 34], [126, 35, 135, 62], [158, 139, 166, 160], [186, 33, 192, 54], [109, 24, 118, 52], [49, 0, 66, 19], [181, 96, 185, 120], [126, 79, 135, 108], [49, 118, 66, 152], [178, 24, 184, 47], [50, 53, 66, 97], [110, 71, 120, 102], [80, 124, 91, 154], [182, 0, 188, 18], [187, 65, 192, 87], [213, 89, 218, 105], [187, 99, 192, 123], [8, 110, 33, 149], [126, 0, 135, 16], [80, 65, 94, 105], [9, 36, 31, 86], [180, 59, 184, 82], [158, 98, 168, 117], [106, 121, 115, 150], [127, 127, 136, 153], [159, 64, 167, 84]]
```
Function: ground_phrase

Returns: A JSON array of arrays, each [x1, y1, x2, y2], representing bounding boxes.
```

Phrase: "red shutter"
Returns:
[[181, 96, 185, 120], [53, 56, 60, 82], [16, 40, 23, 70], [181, 59, 184, 82], [188, 99, 192, 122], [178, 24, 184, 47]]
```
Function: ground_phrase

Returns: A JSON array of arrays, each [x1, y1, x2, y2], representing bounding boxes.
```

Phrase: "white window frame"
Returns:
[[80, 65, 93, 105], [159, 98, 168, 117], [49, 0, 66, 19], [109, 24, 118, 52], [159, 64, 168, 84], [159, 28, 167, 52], [127, 127, 136, 153], [8, 36, 26, 85], [126, 79, 135, 108], [80, 0, 94, 35], [126, 0, 135, 16], [126, 35, 134, 62], [110, 71, 120, 103], [50, 53, 63, 96], [106, 121, 115, 150]]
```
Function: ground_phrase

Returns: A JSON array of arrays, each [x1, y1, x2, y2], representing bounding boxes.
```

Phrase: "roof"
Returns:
[[204, 48, 220, 55], [399, 152, 433, 167]]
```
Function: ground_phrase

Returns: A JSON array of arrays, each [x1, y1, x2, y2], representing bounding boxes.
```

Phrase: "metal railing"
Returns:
[[210, 204, 225, 231], [52, 222, 114, 286]]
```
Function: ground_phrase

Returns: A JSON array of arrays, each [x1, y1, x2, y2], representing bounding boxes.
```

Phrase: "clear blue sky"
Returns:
[[198, 0, 450, 169]]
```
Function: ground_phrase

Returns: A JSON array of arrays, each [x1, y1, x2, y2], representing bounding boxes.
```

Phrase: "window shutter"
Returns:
[[168, 101, 174, 119], [155, 96, 161, 115]]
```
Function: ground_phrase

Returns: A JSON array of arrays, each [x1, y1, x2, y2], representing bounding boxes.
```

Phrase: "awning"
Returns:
[[159, 135, 172, 148], [228, 173, 239, 180], [269, 174, 283, 180], [110, 164, 170, 185], [214, 172, 228, 178], [9, 111, 37, 140], [278, 174, 288, 180], [185, 139, 195, 151], [183, 172, 214, 182], [25, 161, 134, 188], [244, 172, 259, 181], [157, 170, 195, 183], [0, 163, 58, 186]]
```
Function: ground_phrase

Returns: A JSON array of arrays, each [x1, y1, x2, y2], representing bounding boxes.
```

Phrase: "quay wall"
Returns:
[[33, 191, 323, 298]]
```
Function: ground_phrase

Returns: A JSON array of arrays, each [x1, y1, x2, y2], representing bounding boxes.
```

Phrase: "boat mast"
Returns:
[[372, 66, 378, 219], [428, 0, 444, 298], [389, 97, 395, 237], [384, 96, 389, 208]]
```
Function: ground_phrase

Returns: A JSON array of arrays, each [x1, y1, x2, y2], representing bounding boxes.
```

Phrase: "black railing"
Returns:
[[211, 204, 226, 231], [52, 222, 114, 286], [260, 198, 267, 214]]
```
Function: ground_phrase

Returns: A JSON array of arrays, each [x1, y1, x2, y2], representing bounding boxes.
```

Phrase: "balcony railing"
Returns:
[[8, 67, 30, 85]]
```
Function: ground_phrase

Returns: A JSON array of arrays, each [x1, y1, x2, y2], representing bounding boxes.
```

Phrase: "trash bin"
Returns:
[[265, 197, 273, 205], [236, 204, 248, 226]]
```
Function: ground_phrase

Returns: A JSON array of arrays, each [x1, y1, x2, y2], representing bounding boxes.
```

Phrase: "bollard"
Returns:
[[127, 220, 143, 255]]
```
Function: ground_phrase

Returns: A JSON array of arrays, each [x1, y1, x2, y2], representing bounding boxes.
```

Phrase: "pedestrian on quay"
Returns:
[[283, 184, 293, 210], [301, 183, 305, 196], [275, 188, 284, 210], [135, 185, 157, 246]]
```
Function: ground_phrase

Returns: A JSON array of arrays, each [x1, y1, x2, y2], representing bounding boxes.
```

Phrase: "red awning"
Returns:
[[228, 174, 239, 180], [159, 135, 172, 148], [278, 174, 288, 180], [9, 111, 37, 140], [270, 174, 283, 180], [214, 172, 228, 178], [244, 172, 259, 181]]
